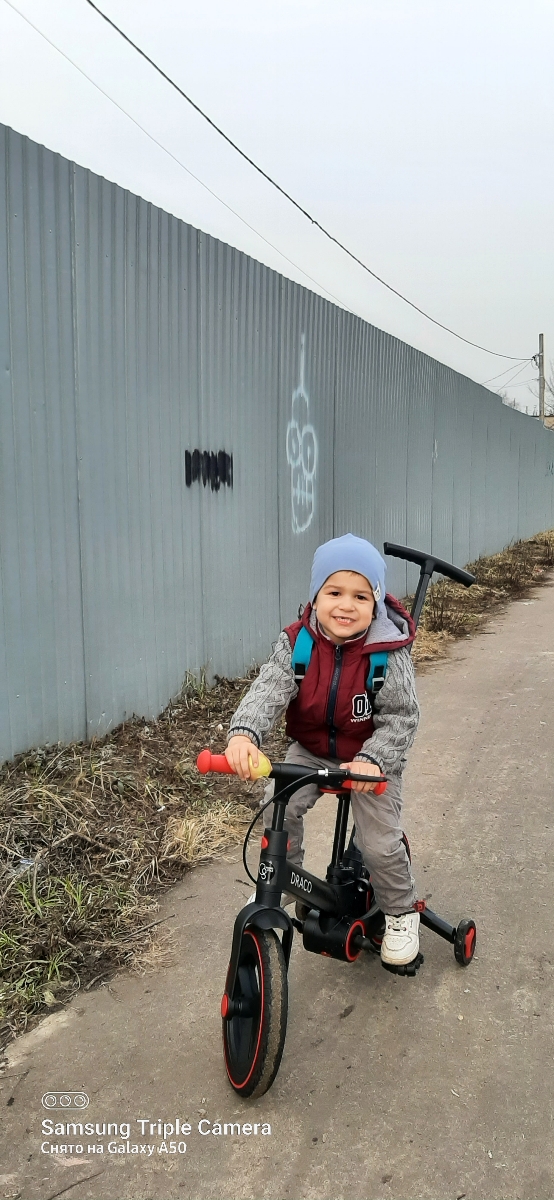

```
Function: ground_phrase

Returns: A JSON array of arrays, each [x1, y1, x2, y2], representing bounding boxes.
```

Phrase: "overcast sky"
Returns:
[[1, 0, 553, 411]]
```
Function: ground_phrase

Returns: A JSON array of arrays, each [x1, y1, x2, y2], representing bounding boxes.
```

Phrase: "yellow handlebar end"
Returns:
[[248, 752, 272, 779]]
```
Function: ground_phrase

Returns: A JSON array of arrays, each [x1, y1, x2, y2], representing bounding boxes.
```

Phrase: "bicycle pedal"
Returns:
[[381, 951, 424, 977]]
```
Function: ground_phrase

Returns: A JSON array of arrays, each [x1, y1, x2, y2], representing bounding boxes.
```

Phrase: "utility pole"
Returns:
[[539, 333, 545, 424]]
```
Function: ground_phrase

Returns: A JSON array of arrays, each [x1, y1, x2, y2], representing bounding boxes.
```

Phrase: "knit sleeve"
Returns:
[[227, 632, 298, 748], [355, 646, 419, 776]]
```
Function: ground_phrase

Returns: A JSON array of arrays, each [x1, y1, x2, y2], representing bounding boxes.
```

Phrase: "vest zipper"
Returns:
[[326, 644, 343, 758]]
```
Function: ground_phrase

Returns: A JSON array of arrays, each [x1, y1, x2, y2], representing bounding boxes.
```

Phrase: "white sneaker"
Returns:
[[381, 911, 420, 966]]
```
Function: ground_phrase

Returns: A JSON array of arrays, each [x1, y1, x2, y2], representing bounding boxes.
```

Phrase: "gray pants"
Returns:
[[264, 741, 416, 916]]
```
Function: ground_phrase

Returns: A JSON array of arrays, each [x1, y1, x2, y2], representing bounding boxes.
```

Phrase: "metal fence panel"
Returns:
[[1, 122, 554, 762], [334, 319, 415, 601], [369, 331, 412, 599], [430, 360, 456, 566], [72, 174, 213, 737], [468, 392, 490, 561], [539, 423, 554, 531], [334, 317, 386, 578], [522, 418, 534, 539], [196, 234, 282, 676], [504, 401, 519, 547], [451, 378, 474, 571], [404, 347, 435, 596], [333, 313, 378, 537], [73, 173, 153, 736], [0, 127, 86, 761], [277, 280, 337, 625]]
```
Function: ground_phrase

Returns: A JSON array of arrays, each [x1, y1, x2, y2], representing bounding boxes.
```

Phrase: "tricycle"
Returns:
[[197, 543, 477, 1097]]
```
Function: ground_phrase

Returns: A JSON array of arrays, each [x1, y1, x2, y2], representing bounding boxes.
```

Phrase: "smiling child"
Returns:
[[225, 533, 421, 967]]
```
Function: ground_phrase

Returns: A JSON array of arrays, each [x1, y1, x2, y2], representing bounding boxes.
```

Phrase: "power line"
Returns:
[[501, 360, 537, 389], [3, 0, 355, 313], [82, 0, 531, 361], [486, 360, 536, 392], [482, 359, 532, 384], [505, 378, 539, 387]]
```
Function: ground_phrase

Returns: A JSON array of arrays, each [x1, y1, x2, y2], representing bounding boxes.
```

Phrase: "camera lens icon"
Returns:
[[42, 1091, 89, 1109]]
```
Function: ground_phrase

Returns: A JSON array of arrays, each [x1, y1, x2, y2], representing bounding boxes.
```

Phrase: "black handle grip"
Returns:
[[384, 542, 475, 588]]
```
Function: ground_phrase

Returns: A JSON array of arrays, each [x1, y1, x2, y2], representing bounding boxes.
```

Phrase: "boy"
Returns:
[[225, 533, 420, 968]]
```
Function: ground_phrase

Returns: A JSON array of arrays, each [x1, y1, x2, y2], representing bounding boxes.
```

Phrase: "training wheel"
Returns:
[[454, 919, 476, 966]]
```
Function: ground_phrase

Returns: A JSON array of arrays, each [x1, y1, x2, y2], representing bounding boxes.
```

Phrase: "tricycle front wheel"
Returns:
[[222, 928, 288, 1098]]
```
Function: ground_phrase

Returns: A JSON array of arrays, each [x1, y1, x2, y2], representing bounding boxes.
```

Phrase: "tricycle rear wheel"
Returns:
[[454, 919, 476, 966]]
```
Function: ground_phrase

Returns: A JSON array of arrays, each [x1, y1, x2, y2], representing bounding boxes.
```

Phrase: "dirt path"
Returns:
[[2, 581, 554, 1200]]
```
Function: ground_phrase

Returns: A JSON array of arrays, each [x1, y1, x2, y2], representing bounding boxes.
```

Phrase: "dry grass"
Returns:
[[411, 529, 554, 665], [0, 674, 266, 1049], [1, 529, 553, 1047]]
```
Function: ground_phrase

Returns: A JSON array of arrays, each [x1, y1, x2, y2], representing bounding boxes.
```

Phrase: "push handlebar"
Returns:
[[384, 542, 476, 589], [383, 541, 476, 628], [196, 749, 387, 794]]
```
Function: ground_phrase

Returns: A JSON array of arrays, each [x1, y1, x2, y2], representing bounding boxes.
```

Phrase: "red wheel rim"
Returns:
[[223, 930, 265, 1089], [464, 927, 476, 959], [345, 919, 365, 962]]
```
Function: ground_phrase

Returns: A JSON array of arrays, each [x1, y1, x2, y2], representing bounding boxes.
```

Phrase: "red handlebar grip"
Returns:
[[196, 749, 235, 775], [343, 779, 387, 794]]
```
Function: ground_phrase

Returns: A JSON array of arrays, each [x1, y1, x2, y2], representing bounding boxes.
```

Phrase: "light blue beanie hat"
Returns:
[[309, 534, 386, 614]]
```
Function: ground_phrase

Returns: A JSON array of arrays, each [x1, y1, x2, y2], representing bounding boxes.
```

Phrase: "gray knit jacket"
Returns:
[[228, 603, 419, 778]]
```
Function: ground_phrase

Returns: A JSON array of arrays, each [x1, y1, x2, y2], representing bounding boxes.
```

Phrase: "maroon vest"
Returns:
[[284, 597, 415, 761]]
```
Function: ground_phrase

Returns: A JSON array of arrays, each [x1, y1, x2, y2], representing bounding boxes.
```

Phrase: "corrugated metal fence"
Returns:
[[1, 123, 553, 763]]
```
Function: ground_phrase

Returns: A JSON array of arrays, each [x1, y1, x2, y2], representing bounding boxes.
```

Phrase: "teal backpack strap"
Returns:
[[366, 651, 388, 699], [291, 625, 315, 684]]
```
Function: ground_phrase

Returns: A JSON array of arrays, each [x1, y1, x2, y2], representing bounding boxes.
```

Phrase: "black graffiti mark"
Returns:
[[185, 450, 233, 491]]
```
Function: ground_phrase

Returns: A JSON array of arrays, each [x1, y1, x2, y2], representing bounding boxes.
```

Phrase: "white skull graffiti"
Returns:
[[286, 334, 318, 533]]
